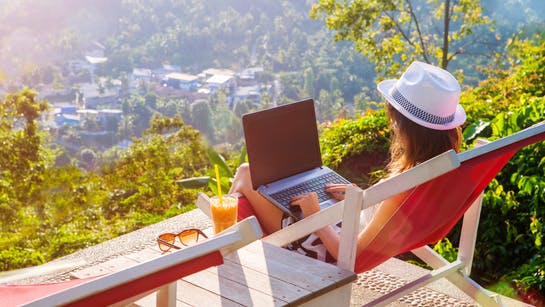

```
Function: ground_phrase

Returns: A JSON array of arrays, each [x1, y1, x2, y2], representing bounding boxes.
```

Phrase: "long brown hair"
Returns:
[[386, 103, 463, 175]]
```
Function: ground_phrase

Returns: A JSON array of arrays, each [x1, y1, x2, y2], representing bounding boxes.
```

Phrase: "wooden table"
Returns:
[[178, 240, 356, 306], [71, 232, 356, 306]]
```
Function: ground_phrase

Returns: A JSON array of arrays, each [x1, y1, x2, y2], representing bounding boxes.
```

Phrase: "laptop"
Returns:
[[242, 98, 350, 220]]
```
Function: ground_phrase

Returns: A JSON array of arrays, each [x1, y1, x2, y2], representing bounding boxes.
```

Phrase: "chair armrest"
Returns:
[[196, 192, 212, 219], [25, 217, 262, 307], [262, 200, 345, 247]]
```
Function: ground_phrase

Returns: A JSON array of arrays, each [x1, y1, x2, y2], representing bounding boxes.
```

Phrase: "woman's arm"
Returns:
[[355, 191, 410, 256], [290, 192, 342, 259], [291, 189, 411, 260]]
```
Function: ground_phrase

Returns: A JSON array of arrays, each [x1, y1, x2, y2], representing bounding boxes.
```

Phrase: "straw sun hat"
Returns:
[[377, 61, 466, 130]]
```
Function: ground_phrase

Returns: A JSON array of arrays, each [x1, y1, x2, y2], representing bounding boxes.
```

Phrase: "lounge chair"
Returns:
[[1, 216, 262, 307], [197, 121, 545, 306]]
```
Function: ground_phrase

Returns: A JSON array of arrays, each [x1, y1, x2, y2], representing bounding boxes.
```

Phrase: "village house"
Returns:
[[152, 64, 181, 81], [131, 68, 153, 82], [200, 68, 235, 80], [164, 72, 199, 90], [205, 73, 236, 93], [237, 67, 264, 86], [232, 84, 261, 106], [77, 82, 120, 109], [55, 113, 80, 126]]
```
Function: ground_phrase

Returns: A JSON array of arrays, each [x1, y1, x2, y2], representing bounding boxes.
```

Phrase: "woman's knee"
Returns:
[[237, 163, 250, 176], [230, 163, 252, 193]]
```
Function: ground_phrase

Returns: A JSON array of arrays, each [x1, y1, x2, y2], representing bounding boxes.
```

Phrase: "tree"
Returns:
[[190, 99, 214, 143], [79, 148, 97, 171], [310, 0, 493, 77], [103, 115, 209, 216], [0, 89, 49, 225], [303, 67, 316, 98]]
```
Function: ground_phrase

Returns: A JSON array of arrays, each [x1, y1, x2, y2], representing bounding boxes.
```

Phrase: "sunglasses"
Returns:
[[156, 228, 208, 252]]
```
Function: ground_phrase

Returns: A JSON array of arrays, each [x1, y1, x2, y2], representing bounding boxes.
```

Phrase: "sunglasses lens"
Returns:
[[158, 233, 175, 252], [179, 230, 199, 246]]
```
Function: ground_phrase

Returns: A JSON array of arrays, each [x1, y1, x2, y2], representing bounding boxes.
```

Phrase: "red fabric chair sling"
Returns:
[[354, 129, 545, 273], [2, 253, 221, 307]]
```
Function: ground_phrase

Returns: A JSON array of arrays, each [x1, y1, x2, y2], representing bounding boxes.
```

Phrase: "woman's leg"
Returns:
[[229, 163, 284, 234]]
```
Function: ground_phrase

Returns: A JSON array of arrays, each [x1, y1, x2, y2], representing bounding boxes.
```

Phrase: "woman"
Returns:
[[229, 61, 466, 262]]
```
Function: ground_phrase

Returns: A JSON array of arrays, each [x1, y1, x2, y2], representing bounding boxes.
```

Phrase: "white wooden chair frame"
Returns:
[[261, 122, 545, 306], [23, 216, 262, 307], [195, 122, 545, 306]]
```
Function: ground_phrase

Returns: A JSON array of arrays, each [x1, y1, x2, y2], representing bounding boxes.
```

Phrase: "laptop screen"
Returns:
[[242, 99, 323, 190]]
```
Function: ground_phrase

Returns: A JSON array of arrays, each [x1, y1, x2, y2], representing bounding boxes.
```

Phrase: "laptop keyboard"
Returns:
[[270, 172, 350, 209]]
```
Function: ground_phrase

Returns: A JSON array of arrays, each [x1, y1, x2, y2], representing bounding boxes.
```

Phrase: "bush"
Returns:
[[320, 108, 390, 186], [0, 247, 44, 271], [456, 37, 545, 297]]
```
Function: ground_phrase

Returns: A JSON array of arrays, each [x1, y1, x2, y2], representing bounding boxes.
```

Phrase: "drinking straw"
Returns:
[[214, 164, 223, 203]]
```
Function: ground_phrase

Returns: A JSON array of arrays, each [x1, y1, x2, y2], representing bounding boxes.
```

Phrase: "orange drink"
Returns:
[[210, 195, 238, 234]]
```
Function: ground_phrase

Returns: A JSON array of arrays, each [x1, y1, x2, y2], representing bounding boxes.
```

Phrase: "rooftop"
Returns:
[[165, 72, 199, 82], [202, 68, 235, 77], [206, 74, 233, 85]]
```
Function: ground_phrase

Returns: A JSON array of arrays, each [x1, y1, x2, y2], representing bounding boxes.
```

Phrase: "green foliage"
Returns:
[[456, 38, 545, 295], [310, 0, 493, 77], [0, 89, 50, 227], [177, 145, 247, 195], [0, 108, 209, 271], [486, 279, 519, 299], [102, 117, 208, 216], [320, 108, 390, 186], [508, 254, 545, 293], [472, 103, 545, 288], [432, 238, 458, 263], [320, 108, 389, 168], [0, 247, 44, 271], [46, 227, 101, 259], [461, 37, 545, 125]]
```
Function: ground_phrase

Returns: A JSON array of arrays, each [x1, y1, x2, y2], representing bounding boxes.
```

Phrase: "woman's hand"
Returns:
[[325, 183, 357, 200], [290, 192, 320, 217]]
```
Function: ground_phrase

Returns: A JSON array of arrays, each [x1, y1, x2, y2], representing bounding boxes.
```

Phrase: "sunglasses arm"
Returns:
[[157, 238, 181, 250]]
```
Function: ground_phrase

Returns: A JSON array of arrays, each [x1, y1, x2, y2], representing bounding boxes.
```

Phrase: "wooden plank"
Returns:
[[70, 253, 142, 279], [212, 259, 311, 302], [298, 284, 352, 307], [338, 186, 363, 271], [177, 279, 242, 307], [224, 249, 316, 292], [124, 246, 163, 263], [235, 241, 357, 305], [70, 262, 113, 279], [99, 255, 140, 272], [235, 242, 355, 287], [182, 268, 286, 307]]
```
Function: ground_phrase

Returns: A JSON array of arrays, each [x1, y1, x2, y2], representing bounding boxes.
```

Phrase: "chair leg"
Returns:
[[411, 247, 503, 306], [446, 271, 504, 307], [363, 260, 466, 306], [458, 193, 484, 275], [156, 281, 177, 307]]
